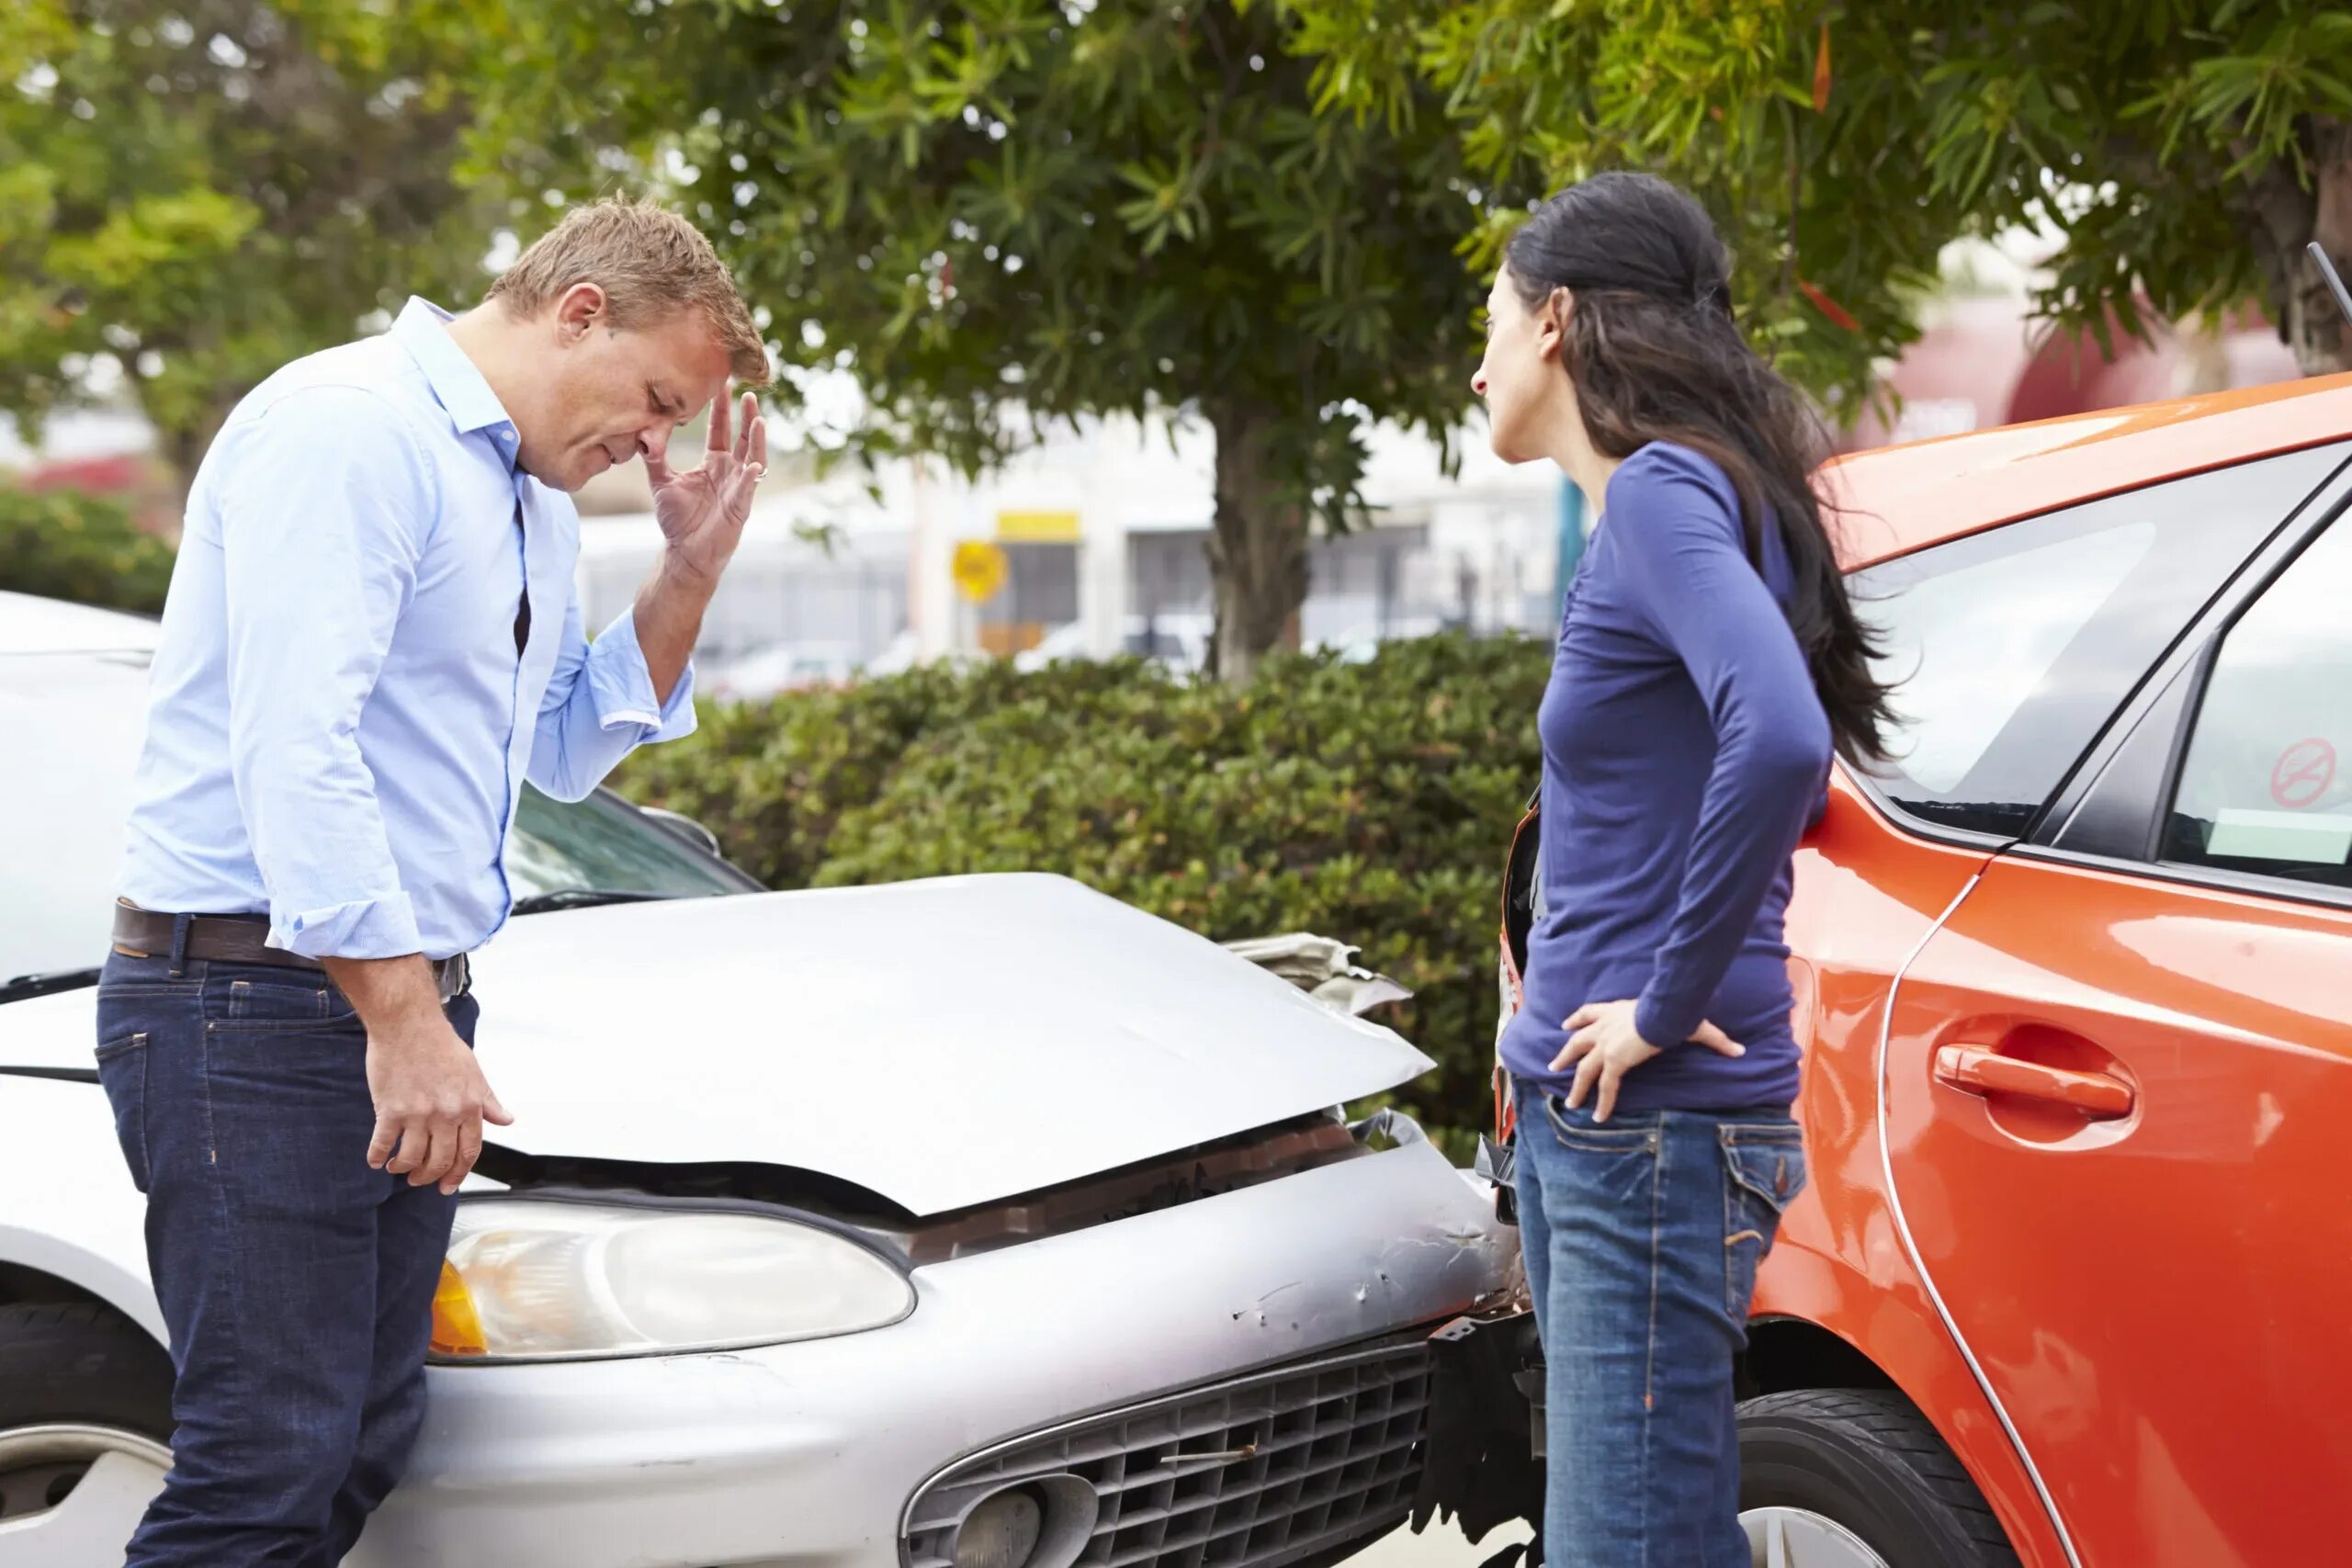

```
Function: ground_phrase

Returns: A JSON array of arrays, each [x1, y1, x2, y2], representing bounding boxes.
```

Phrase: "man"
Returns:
[[94, 197, 770, 1565]]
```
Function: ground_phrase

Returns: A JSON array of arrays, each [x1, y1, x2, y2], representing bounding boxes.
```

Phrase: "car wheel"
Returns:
[[0, 1301, 175, 1562], [1737, 1389, 2020, 1568]]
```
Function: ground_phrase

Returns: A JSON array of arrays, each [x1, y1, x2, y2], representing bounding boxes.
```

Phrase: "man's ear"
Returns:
[[552, 281, 607, 344]]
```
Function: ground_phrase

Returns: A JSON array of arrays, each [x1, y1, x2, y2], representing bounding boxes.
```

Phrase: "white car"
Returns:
[[1012, 616, 1215, 675], [1309, 619, 1448, 666], [704, 639, 864, 701], [0, 592, 1521, 1568]]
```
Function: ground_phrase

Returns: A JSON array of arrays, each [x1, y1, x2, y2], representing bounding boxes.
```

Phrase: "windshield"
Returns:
[[1, 649, 753, 987]]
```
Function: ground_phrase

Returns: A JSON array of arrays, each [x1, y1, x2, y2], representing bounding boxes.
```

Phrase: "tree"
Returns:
[[1271, 1, 2352, 411], [481, 0, 1528, 682], [0, 487, 177, 614], [0, 1, 545, 503]]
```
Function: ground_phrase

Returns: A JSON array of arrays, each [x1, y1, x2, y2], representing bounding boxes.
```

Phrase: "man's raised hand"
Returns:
[[646, 389, 767, 585]]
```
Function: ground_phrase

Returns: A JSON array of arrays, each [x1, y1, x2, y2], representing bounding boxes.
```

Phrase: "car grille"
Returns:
[[903, 1341, 1431, 1568]]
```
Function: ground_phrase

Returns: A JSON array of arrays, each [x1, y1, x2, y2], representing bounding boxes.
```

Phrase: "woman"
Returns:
[[1474, 173, 1894, 1566]]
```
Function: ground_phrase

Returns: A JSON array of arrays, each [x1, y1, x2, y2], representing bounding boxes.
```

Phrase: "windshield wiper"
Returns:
[[508, 889, 678, 917], [0, 967, 103, 1004]]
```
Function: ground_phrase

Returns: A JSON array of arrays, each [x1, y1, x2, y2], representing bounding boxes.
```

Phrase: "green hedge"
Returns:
[[617, 633, 1552, 1155], [0, 487, 175, 615]]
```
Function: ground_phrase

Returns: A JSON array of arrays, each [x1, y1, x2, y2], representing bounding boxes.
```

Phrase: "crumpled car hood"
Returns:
[[0, 876, 1433, 1215], [466, 874, 1429, 1214]]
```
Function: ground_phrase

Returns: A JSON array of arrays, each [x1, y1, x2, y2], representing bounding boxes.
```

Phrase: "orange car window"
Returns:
[[1850, 446, 2338, 840], [2166, 515, 2352, 887]]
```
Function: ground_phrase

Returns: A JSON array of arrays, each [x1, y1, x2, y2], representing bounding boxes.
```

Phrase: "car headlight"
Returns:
[[427, 1201, 913, 1363]]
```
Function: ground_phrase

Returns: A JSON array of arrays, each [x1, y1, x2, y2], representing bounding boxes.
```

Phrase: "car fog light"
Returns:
[[955, 1489, 1045, 1568]]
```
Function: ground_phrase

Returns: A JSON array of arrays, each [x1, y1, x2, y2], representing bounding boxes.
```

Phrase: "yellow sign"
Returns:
[[952, 540, 1008, 604], [994, 509, 1081, 543]]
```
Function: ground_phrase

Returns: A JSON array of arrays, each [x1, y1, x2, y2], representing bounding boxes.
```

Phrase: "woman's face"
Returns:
[[1474, 263, 1569, 466]]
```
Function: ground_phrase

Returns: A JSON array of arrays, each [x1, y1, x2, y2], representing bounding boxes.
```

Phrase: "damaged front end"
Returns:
[[1413, 1308, 1545, 1567], [1400, 811, 1552, 1565], [1220, 932, 1414, 1019], [447, 917, 1547, 1560], [1231, 936, 1547, 1564]]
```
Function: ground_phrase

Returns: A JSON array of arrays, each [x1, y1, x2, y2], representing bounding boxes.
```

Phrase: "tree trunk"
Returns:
[[157, 397, 240, 539], [1204, 400, 1308, 684], [2245, 118, 2352, 376]]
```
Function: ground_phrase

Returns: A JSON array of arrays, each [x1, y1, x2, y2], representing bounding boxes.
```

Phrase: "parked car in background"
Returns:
[[1013, 615, 1216, 675], [1120, 612, 1214, 672], [703, 638, 864, 702], [1497, 376, 2352, 1568], [1312, 617, 1449, 666], [0, 593, 1517, 1568]]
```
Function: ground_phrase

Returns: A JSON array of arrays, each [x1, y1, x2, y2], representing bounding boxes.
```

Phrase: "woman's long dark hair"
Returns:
[[1507, 172, 1894, 764]]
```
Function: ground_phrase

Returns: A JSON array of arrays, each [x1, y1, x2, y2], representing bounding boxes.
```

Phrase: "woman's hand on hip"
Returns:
[[1552, 1000, 1747, 1123]]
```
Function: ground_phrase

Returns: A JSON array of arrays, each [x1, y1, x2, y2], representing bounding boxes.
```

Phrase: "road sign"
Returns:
[[952, 540, 1008, 604]]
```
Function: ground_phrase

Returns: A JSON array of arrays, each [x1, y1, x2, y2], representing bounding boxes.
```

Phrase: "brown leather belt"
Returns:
[[111, 901, 470, 1003]]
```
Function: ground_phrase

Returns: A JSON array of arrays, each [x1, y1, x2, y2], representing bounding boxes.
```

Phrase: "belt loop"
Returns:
[[166, 912, 193, 978]]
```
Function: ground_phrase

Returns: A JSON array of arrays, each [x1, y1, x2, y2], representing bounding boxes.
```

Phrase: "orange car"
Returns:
[[1494, 377, 2352, 1568]]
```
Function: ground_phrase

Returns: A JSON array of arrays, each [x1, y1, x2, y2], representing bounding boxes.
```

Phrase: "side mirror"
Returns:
[[641, 807, 723, 859]]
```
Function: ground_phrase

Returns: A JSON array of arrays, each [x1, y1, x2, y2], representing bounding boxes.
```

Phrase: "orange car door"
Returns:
[[1882, 489, 2352, 1567]]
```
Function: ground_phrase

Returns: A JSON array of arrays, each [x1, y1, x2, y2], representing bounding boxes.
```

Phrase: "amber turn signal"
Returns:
[[429, 1259, 488, 1358]]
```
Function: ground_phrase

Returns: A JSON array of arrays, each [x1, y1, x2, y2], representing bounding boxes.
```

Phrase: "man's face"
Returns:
[[514, 285, 734, 492]]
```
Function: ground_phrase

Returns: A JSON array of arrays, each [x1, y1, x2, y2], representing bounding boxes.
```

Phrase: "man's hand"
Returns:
[[1551, 999, 1747, 1124], [364, 1017, 513, 1194], [646, 389, 766, 588], [326, 955, 512, 1195]]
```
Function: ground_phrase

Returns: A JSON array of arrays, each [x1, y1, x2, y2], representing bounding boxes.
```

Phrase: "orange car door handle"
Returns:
[[1933, 1046, 2136, 1118]]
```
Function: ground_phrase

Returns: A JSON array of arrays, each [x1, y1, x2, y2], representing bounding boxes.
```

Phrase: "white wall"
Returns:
[[578, 408, 1566, 666]]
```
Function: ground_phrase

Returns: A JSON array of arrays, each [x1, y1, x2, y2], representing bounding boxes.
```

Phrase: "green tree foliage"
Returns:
[[480, 0, 1533, 681], [0, 1, 549, 497], [0, 487, 176, 614], [1270, 1, 2352, 409], [618, 633, 1552, 1152]]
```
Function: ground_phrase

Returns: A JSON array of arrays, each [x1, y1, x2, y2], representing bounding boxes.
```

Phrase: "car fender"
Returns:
[[1755, 1229, 2070, 1568], [0, 1072, 164, 1342]]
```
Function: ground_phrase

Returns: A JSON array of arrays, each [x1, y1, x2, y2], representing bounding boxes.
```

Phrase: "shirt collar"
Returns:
[[389, 297, 520, 455]]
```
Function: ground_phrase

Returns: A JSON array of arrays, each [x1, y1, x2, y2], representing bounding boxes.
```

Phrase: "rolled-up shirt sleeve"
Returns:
[[219, 388, 435, 959], [524, 587, 697, 803]]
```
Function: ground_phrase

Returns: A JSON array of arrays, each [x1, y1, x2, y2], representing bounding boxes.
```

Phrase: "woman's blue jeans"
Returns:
[[1512, 1078, 1809, 1568]]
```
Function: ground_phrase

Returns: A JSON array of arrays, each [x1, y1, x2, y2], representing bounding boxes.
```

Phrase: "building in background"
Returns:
[[6, 232, 2318, 686], [571, 412, 1564, 691], [506, 234, 2334, 691], [1835, 246, 2304, 451]]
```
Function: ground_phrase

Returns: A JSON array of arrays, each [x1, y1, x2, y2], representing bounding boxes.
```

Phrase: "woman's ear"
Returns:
[[1540, 286, 1574, 360]]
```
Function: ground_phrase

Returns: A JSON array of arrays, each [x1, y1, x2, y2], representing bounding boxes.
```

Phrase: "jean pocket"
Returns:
[[95, 1032, 153, 1193], [1720, 1125, 1807, 1319], [212, 973, 354, 1032], [1542, 1094, 1662, 1153]]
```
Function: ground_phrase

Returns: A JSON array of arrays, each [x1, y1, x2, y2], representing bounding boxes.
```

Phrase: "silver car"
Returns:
[[0, 592, 1521, 1568]]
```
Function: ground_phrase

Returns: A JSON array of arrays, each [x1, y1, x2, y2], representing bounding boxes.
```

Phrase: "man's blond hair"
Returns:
[[488, 197, 771, 386]]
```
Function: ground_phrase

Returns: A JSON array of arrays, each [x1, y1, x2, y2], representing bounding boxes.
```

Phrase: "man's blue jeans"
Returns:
[[95, 944, 471, 1568], [1512, 1079, 1809, 1568]]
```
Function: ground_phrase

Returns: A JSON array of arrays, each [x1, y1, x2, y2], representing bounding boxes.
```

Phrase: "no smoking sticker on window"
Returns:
[[2269, 738, 2336, 809]]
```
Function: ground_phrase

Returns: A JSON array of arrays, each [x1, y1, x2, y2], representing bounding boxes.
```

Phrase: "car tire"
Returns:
[[0, 1300, 175, 1542], [1737, 1388, 2021, 1568], [0, 1301, 172, 1438]]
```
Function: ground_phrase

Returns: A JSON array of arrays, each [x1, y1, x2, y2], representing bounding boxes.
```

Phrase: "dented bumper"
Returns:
[[349, 1139, 1516, 1568]]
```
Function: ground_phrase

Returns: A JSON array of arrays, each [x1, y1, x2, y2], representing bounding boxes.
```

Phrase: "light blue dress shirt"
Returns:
[[119, 298, 696, 961]]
